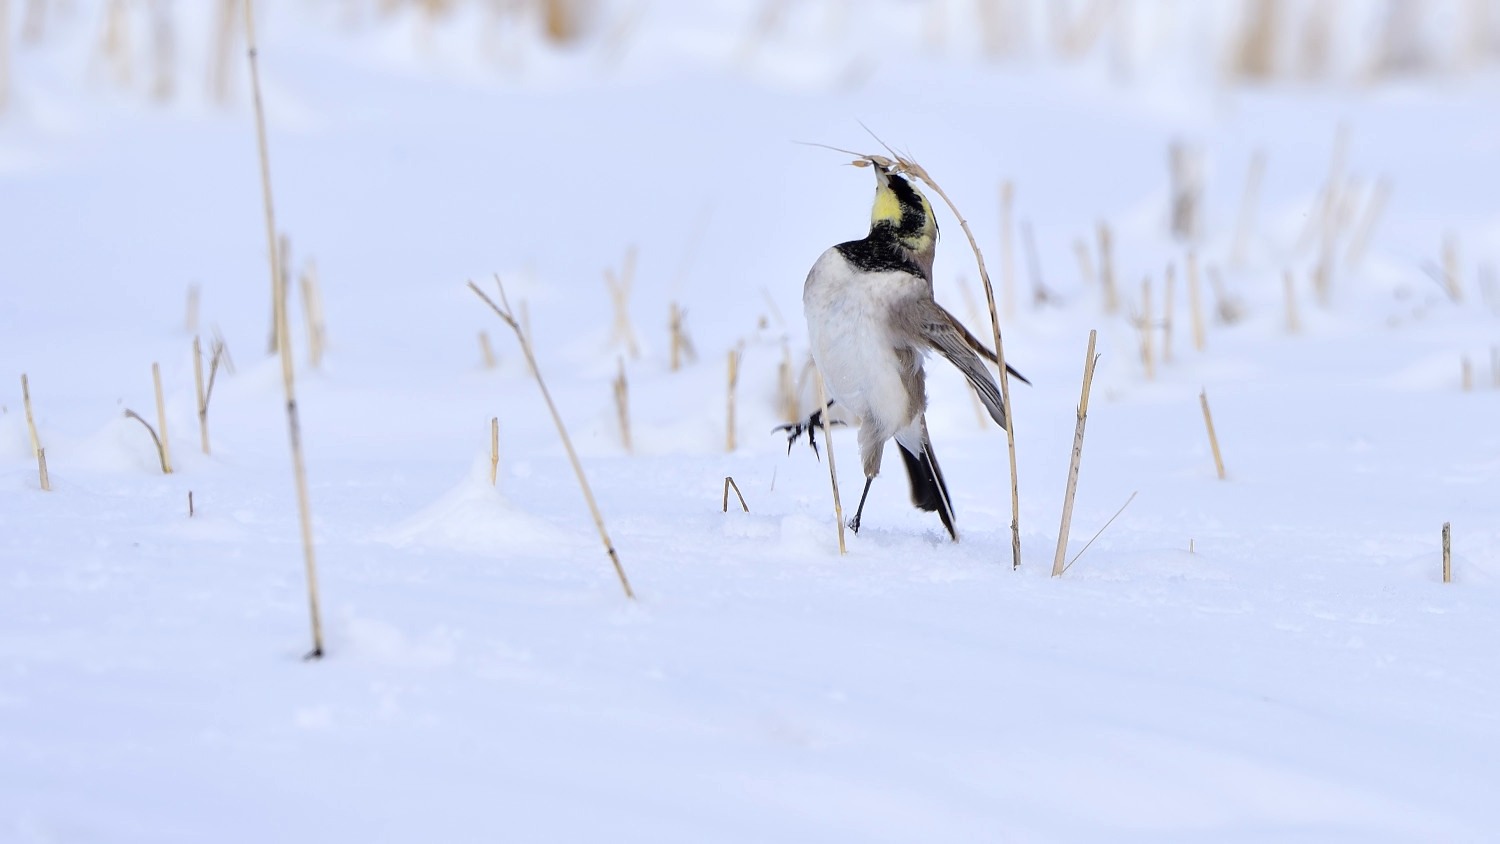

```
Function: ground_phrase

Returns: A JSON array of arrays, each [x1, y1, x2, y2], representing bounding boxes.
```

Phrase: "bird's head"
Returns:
[[870, 165, 938, 267]]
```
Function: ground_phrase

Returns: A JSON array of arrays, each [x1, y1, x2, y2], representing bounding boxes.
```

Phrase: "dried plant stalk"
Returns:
[[36, 446, 50, 492], [300, 260, 327, 368], [1052, 329, 1099, 577], [1199, 388, 1226, 480], [210, 0, 239, 103], [489, 416, 499, 486], [1462, 356, 1473, 392], [1187, 251, 1205, 351], [613, 357, 632, 453], [1073, 238, 1096, 287], [1285, 270, 1301, 334], [669, 302, 684, 371], [722, 476, 749, 513], [1162, 264, 1175, 364], [246, 0, 324, 659], [1063, 491, 1137, 575], [470, 278, 636, 599], [268, 233, 290, 354], [188, 490, 195, 517], [813, 369, 847, 555], [604, 246, 641, 359], [193, 336, 210, 454], [1443, 234, 1463, 302], [185, 284, 200, 333], [124, 409, 171, 474], [778, 339, 798, 423], [20, 373, 40, 458], [478, 331, 497, 369], [726, 346, 741, 452], [1345, 177, 1390, 268], [1442, 522, 1452, 583], [1231, 149, 1266, 267], [1000, 181, 1016, 318], [1098, 222, 1118, 314], [151, 362, 174, 474], [149, 0, 175, 102], [1139, 278, 1154, 380], [1169, 143, 1201, 242]]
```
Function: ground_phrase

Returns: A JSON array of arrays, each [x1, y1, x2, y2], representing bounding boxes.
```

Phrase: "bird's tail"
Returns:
[[899, 440, 957, 541]]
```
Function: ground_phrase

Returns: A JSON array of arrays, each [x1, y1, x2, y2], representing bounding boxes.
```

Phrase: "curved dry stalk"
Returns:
[[722, 476, 749, 513], [470, 277, 636, 600], [124, 409, 171, 474], [826, 138, 1022, 568], [1052, 330, 1099, 577]]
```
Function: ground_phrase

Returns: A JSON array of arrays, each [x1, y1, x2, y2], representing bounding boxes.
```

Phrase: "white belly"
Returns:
[[803, 248, 924, 442]]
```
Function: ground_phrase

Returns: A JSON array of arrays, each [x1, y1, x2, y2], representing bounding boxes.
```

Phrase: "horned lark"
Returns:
[[782, 164, 1024, 540]]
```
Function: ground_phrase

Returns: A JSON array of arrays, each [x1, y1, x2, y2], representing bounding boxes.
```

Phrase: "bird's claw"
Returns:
[[774, 418, 820, 459]]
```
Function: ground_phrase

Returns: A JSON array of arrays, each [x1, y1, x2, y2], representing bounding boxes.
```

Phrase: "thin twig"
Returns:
[[151, 362, 173, 474], [1442, 521, 1452, 583], [726, 345, 741, 452], [470, 277, 636, 599], [722, 476, 749, 513], [489, 416, 500, 486], [613, 357, 632, 453], [1052, 329, 1099, 577], [36, 446, 50, 492], [813, 368, 846, 555], [246, 0, 324, 659], [1062, 491, 1138, 574], [124, 409, 171, 474], [20, 373, 40, 458], [1200, 388, 1227, 480]]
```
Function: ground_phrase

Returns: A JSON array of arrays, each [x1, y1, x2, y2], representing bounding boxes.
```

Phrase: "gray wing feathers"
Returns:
[[903, 300, 1008, 429]]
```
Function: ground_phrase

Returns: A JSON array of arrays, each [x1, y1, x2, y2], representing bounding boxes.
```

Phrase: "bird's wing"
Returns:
[[937, 304, 1031, 386], [905, 300, 1008, 429]]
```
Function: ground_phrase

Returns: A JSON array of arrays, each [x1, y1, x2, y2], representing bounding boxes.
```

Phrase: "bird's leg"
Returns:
[[773, 399, 842, 457], [847, 477, 875, 533]]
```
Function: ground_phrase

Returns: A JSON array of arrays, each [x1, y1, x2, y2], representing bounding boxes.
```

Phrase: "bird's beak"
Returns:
[[873, 164, 890, 188]]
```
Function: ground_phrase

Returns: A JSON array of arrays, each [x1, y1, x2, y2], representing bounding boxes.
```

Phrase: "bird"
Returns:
[[780, 163, 1024, 541]]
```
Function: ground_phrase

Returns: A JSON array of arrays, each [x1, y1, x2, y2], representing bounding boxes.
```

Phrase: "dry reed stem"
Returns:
[[20, 373, 40, 458], [1285, 270, 1300, 334], [149, 0, 175, 102], [1442, 522, 1452, 582], [669, 302, 684, 371], [124, 409, 171, 474], [1000, 181, 1016, 318], [193, 336, 209, 454], [1139, 278, 1154, 380], [726, 345, 741, 452], [1199, 388, 1226, 480], [722, 476, 749, 513], [246, 0, 324, 659], [479, 331, 497, 369], [834, 143, 1021, 567], [604, 246, 641, 359], [36, 446, 50, 492], [1098, 222, 1118, 314], [1162, 264, 1175, 364], [1022, 220, 1052, 306], [210, 0, 239, 104], [1231, 149, 1266, 267], [188, 490, 195, 516], [1301, 125, 1348, 253], [1462, 356, 1473, 391], [97, 0, 132, 87], [151, 362, 173, 474], [489, 416, 499, 486], [812, 369, 847, 555], [470, 278, 636, 600], [777, 339, 798, 423], [1169, 143, 1201, 242], [1345, 178, 1389, 267], [613, 357, 632, 453], [1052, 329, 1099, 577], [301, 260, 327, 368], [1073, 238, 1095, 287], [1443, 233, 1463, 302], [1187, 251, 1205, 351], [1062, 490, 1137, 575], [268, 233, 290, 354], [185, 284, 200, 333]]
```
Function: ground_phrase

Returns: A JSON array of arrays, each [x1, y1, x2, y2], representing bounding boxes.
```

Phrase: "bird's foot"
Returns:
[[846, 513, 862, 534], [773, 409, 843, 458]]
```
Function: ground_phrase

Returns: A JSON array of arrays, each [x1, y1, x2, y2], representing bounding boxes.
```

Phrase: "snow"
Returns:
[[2, 1, 1499, 841]]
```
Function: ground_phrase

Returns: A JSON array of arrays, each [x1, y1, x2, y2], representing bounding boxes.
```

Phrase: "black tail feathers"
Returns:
[[898, 441, 957, 541]]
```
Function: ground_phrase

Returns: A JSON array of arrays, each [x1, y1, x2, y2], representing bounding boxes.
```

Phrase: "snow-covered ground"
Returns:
[[3, 2, 1499, 841]]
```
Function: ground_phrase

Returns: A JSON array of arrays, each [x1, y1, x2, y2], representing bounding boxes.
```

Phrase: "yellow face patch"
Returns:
[[871, 185, 903, 226]]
